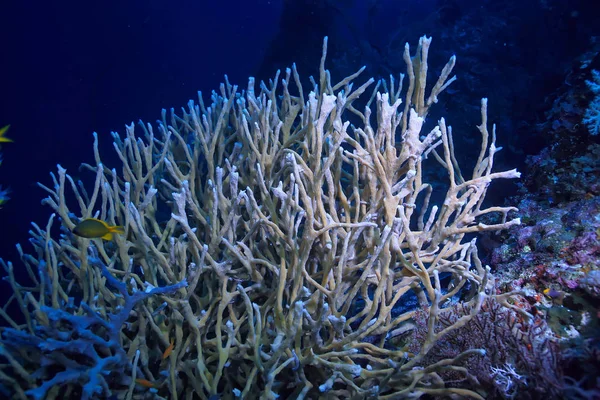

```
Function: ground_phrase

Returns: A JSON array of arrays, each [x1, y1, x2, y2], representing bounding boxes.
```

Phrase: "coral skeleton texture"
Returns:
[[0, 36, 522, 399]]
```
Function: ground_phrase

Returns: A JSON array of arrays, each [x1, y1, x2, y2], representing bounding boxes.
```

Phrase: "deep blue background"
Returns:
[[0, 0, 282, 263]]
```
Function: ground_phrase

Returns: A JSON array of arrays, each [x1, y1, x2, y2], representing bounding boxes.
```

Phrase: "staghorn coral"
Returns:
[[0, 36, 523, 399], [0, 249, 186, 399]]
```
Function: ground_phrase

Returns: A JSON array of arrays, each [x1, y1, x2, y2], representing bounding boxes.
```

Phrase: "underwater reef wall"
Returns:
[[0, 37, 539, 399]]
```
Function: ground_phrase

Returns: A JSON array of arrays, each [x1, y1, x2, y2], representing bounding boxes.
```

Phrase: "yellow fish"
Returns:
[[73, 218, 124, 240], [0, 125, 13, 143], [543, 287, 565, 305]]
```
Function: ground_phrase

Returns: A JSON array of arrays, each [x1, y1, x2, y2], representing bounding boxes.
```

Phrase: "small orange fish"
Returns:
[[162, 338, 175, 359], [135, 378, 157, 388]]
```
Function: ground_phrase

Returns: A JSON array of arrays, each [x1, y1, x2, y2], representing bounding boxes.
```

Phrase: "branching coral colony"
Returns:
[[0, 36, 525, 399]]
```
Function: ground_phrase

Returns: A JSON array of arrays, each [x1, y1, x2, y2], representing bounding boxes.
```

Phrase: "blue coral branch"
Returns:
[[1, 255, 186, 399]]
